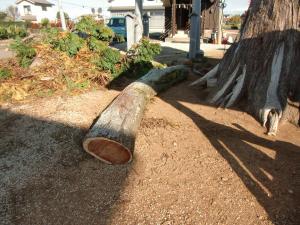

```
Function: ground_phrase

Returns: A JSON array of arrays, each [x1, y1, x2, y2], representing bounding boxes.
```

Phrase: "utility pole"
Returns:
[[217, 4, 222, 44], [217, 0, 226, 44], [134, 0, 143, 43], [189, 0, 202, 60], [58, 0, 67, 31]]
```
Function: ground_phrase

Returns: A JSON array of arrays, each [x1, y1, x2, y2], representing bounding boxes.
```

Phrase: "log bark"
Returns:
[[83, 65, 187, 164], [192, 0, 300, 135]]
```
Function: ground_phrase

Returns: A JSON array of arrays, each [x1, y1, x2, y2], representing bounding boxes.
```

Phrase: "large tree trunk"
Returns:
[[83, 66, 187, 164], [193, 0, 300, 135]]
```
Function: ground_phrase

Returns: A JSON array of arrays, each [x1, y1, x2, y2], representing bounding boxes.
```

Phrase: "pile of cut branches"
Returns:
[[0, 43, 110, 103], [0, 16, 162, 104]]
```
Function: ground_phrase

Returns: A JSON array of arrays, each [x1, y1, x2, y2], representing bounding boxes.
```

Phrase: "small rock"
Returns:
[[288, 189, 294, 194], [30, 56, 44, 69], [258, 215, 264, 220], [221, 176, 228, 182], [173, 142, 177, 147], [40, 76, 54, 81]]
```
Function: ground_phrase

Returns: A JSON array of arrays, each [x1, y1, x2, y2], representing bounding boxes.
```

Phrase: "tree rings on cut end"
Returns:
[[83, 138, 132, 165]]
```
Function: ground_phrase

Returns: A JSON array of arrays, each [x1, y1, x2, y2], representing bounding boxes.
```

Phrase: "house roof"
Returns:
[[16, 0, 54, 5]]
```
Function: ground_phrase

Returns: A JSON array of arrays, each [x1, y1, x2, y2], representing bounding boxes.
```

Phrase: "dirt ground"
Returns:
[[0, 45, 299, 225], [0, 40, 15, 60]]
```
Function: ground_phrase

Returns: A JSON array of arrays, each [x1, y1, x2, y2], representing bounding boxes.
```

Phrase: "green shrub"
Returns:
[[41, 28, 84, 57], [98, 26, 114, 42], [41, 27, 60, 44], [75, 16, 96, 35], [13, 26, 27, 38], [41, 18, 50, 28], [0, 25, 27, 39], [15, 26, 27, 38], [120, 39, 161, 78], [115, 34, 125, 43], [88, 37, 107, 53], [6, 25, 17, 38], [10, 38, 36, 67], [129, 39, 161, 63], [94, 47, 121, 76], [53, 32, 84, 57], [0, 68, 11, 80], [8, 25, 27, 38], [75, 16, 114, 42], [0, 26, 8, 39]]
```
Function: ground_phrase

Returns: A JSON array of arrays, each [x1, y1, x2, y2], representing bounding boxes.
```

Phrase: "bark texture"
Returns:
[[83, 66, 187, 164], [194, 0, 300, 135]]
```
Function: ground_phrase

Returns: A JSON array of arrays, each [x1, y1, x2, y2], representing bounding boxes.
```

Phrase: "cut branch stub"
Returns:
[[83, 65, 187, 165]]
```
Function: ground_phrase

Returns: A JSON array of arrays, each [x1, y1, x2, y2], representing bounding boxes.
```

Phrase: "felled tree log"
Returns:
[[83, 65, 187, 164]]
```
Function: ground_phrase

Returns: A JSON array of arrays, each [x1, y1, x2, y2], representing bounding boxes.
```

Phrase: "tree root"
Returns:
[[210, 64, 240, 104], [190, 64, 219, 86], [191, 39, 293, 137], [259, 43, 285, 136], [225, 65, 246, 108]]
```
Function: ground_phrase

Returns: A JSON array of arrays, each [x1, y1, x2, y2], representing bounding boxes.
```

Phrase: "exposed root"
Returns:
[[219, 92, 233, 108], [210, 64, 240, 104], [213, 65, 246, 108], [259, 43, 285, 135], [266, 109, 280, 136], [190, 64, 219, 86], [225, 65, 247, 108]]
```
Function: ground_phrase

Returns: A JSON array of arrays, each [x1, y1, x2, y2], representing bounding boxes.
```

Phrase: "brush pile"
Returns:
[[0, 16, 162, 104]]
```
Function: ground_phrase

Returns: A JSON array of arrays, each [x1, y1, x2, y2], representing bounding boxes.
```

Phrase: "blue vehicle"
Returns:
[[107, 17, 126, 39]]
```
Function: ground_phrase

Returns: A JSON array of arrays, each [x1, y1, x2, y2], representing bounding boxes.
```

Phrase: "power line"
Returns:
[[61, 1, 100, 9]]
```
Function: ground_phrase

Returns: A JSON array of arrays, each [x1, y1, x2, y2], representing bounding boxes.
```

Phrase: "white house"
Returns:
[[108, 0, 165, 33], [16, 0, 56, 22]]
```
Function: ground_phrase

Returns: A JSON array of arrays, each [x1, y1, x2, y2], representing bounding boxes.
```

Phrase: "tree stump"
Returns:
[[83, 65, 187, 164], [192, 0, 300, 135]]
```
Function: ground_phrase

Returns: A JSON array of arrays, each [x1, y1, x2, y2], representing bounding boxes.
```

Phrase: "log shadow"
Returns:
[[163, 99, 300, 225], [0, 108, 131, 225]]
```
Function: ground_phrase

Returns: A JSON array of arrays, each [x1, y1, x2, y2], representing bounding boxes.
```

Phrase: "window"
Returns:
[[24, 5, 31, 15], [42, 6, 47, 11], [109, 18, 125, 27]]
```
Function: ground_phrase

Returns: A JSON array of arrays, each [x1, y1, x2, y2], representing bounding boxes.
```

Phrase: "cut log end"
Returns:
[[83, 138, 132, 165]]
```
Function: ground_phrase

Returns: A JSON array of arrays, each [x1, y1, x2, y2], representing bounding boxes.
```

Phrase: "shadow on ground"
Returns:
[[0, 108, 131, 225], [162, 96, 300, 225], [109, 40, 300, 224], [1, 42, 299, 225]]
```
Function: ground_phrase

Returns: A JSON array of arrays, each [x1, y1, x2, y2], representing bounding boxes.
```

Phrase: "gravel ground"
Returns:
[[0, 73, 299, 225], [0, 42, 299, 225]]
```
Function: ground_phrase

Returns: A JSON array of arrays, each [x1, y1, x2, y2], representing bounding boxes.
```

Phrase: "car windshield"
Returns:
[[109, 18, 125, 27]]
